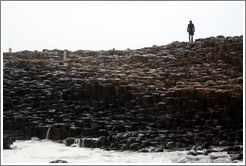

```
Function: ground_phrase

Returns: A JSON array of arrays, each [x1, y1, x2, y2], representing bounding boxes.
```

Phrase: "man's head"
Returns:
[[190, 20, 192, 23]]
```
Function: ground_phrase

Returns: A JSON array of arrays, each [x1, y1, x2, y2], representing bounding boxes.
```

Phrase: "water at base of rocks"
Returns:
[[2, 139, 241, 164]]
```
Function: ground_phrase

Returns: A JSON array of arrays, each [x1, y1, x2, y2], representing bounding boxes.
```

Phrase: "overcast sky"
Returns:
[[1, 1, 245, 52]]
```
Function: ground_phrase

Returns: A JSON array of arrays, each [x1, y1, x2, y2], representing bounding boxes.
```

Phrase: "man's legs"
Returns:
[[189, 34, 193, 42]]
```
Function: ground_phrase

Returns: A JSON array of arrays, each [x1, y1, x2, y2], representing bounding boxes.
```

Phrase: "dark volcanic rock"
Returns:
[[50, 159, 68, 163], [129, 143, 141, 151], [3, 36, 243, 155], [64, 137, 76, 146], [231, 151, 243, 161], [3, 136, 14, 149], [97, 136, 108, 147], [82, 138, 98, 148]]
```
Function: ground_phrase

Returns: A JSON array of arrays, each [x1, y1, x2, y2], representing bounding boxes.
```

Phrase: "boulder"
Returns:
[[82, 138, 98, 148], [231, 151, 243, 161], [3, 136, 14, 149], [166, 141, 176, 149], [153, 147, 163, 152], [50, 160, 68, 163], [129, 143, 141, 151], [64, 137, 76, 146], [97, 136, 107, 147], [121, 144, 129, 151], [138, 148, 150, 153], [114, 133, 124, 142]]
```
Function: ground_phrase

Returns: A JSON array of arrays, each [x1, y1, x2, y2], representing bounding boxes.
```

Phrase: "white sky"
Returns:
[[1, 1, 245, 52]]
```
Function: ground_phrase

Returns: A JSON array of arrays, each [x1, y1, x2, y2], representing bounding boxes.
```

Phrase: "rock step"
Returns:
[[3, 36, 243, 155]]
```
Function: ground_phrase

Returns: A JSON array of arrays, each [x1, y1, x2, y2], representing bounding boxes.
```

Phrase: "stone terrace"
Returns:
[[3, 36, 243, 158]]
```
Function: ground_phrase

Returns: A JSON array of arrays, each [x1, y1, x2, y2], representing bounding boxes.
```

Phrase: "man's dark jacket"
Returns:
[[187, 23, 195, 35]]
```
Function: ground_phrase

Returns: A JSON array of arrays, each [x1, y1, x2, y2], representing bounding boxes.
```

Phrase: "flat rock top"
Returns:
[[3, 36, 243, 97]]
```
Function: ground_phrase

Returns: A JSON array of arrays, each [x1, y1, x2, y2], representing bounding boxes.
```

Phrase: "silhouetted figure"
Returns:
[[187, 20, 195, 42]]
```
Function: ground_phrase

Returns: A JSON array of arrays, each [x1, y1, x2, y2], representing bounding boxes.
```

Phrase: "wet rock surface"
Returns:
[[50, 159, 68, 163], [3, 36, 243, 161], [3, 136, 15, 149]]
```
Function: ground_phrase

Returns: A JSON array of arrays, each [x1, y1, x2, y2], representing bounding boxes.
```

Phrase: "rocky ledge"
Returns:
[[3, 36, 243, 161]]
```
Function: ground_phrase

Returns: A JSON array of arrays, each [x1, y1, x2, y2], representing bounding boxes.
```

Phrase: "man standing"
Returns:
[[187, 20, 195, 42]]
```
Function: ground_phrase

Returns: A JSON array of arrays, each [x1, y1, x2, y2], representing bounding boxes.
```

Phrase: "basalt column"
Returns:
[[3, 36, 243, 157]]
